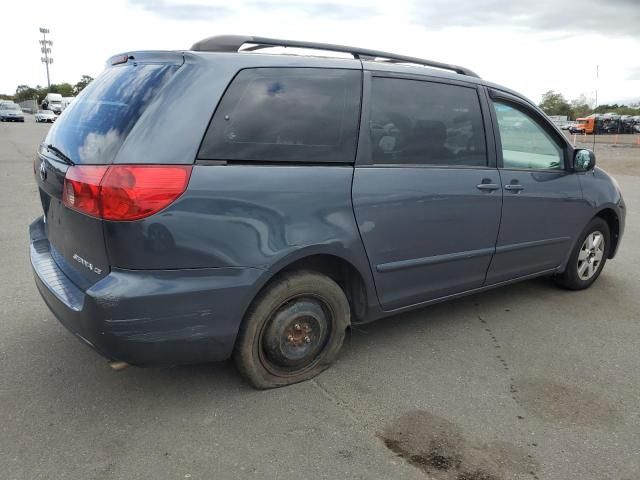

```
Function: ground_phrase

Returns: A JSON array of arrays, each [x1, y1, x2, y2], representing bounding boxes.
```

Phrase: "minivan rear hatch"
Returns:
[[35, 53, 183, 288]]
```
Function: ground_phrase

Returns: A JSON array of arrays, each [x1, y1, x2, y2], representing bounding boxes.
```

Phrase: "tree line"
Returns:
[[539, 90, 640, 119], [0, 75, 94, 104]]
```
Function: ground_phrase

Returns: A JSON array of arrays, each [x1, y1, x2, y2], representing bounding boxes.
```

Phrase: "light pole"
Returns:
[[39, 27, 53, 90]]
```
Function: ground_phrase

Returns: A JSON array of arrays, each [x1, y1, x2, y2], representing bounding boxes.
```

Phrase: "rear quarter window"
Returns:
[[198, 68, 362, 163]]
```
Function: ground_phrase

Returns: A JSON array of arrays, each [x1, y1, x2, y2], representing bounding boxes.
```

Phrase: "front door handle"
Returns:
[[504, 184, 524, 192], [476, 183, 499, 191]]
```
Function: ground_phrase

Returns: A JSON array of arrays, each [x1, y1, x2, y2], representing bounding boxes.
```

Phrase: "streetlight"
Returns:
[[39, 27, 53, 90]]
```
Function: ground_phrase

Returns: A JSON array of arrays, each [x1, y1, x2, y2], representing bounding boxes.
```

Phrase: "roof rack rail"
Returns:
[[190, 35, 480, 78]]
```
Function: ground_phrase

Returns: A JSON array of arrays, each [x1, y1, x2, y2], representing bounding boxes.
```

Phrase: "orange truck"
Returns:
[[571, 117, 595, 134]]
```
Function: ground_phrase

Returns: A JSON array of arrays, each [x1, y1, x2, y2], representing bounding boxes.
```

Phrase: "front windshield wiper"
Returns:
[[46, 144, 75, 166]]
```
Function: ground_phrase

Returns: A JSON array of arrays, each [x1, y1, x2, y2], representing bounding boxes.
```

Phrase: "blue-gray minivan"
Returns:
[[30, 36, 626, 388]]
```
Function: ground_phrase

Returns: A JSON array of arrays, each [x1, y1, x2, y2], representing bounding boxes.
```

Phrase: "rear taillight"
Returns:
[[63, 165, 192, 221], [63, 166, 108, 218]]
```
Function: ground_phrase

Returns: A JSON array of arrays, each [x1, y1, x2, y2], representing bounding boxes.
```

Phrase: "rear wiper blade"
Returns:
[[46, 144, 75, 166]]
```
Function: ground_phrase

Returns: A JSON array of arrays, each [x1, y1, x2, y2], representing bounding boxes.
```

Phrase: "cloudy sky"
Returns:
[[1, 0, 639, 104]]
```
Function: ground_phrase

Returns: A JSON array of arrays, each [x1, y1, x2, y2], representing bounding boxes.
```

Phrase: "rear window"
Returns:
[[198, 68, 361, 163], [45, 63, 179, 164]]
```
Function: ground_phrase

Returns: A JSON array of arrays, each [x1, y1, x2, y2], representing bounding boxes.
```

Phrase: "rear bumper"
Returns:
[[30, 216, 262, 366]]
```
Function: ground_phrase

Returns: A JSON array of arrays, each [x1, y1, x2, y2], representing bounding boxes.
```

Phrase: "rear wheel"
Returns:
[[233, 271, 350, 389], [555, 217, 610, 290]]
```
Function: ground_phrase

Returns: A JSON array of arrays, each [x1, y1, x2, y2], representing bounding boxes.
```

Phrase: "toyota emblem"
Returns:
[[39, 161, 47, 181]]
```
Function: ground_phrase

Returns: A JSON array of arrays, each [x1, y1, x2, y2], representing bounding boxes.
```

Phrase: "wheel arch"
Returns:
[[595, 208, 620, 258], [243, 248, 378, 329]]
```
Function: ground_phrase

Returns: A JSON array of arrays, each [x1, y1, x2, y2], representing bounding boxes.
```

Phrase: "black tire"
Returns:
[[555, 217, 610, 290], [233, 271, 350, 389]]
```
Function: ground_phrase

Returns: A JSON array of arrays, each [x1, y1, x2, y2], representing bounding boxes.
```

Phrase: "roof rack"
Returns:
[[190, 35, 480, 78]]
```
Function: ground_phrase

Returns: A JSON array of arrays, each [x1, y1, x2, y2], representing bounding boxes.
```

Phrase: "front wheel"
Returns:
[[233, 271, 350, 389], [555, 217, 610, 290]]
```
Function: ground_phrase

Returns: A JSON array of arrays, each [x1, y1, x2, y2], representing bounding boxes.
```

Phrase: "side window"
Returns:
[[492, 101, 564, 170], [199, 68, 361, 163], [368, 77, 487, 167]]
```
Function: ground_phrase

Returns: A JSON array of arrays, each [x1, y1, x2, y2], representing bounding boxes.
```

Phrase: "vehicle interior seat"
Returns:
[[401, 119, 451, 164]]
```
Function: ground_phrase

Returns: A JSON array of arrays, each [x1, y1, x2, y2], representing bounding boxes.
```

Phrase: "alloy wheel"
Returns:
[[577, 231, 605, 280]]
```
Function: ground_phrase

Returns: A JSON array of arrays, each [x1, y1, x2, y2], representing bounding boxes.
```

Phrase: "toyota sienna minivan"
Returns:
[[30, 35, 626, 388]]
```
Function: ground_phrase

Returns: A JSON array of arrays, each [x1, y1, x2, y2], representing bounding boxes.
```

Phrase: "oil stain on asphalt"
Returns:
[[379, 410, 539, 479]]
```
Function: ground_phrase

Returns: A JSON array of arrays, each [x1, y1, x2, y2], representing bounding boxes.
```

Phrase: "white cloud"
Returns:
[[1, 0, 638, 104]]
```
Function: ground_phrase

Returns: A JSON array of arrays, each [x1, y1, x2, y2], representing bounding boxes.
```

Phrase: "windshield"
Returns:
[[3, 104, 21, 111], [45, 63, 179, 164]]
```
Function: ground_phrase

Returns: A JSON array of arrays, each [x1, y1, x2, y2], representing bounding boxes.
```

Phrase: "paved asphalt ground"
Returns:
[[1, 118, 639, 480]]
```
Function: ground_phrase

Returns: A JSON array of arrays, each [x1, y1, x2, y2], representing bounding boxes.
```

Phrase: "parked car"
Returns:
[[0, 102, 25, 122], [34, 110, 57, 123], [30, 36, 626, 388]]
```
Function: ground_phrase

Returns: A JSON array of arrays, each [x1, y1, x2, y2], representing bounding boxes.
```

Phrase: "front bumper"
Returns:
[[1, 116, 24, 122], [611, 196, 626, 259], [30, 216, 262, 366]]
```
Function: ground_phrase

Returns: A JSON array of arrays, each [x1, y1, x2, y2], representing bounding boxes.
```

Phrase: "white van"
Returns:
[[42, 93, 63, 114]]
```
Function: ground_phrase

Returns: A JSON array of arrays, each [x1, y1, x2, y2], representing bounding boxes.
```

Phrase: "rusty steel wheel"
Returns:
[[260, 295, 332, 375], [233, 271, 350, 389]]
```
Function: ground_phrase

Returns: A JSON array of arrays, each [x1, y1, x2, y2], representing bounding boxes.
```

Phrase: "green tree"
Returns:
[[539, 90, 572, 117], [14, 85, 39, 103], [570, 94, 591, 119], [74, 75, 94, 95], [0, 93, 14, 101], [49, 83, 75, 97], [593, 104, 640, 115], [594, 104, 618, 114]]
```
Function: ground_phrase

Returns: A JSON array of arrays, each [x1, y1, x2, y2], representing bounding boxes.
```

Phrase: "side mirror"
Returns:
[[573, 149, 596, 171]]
